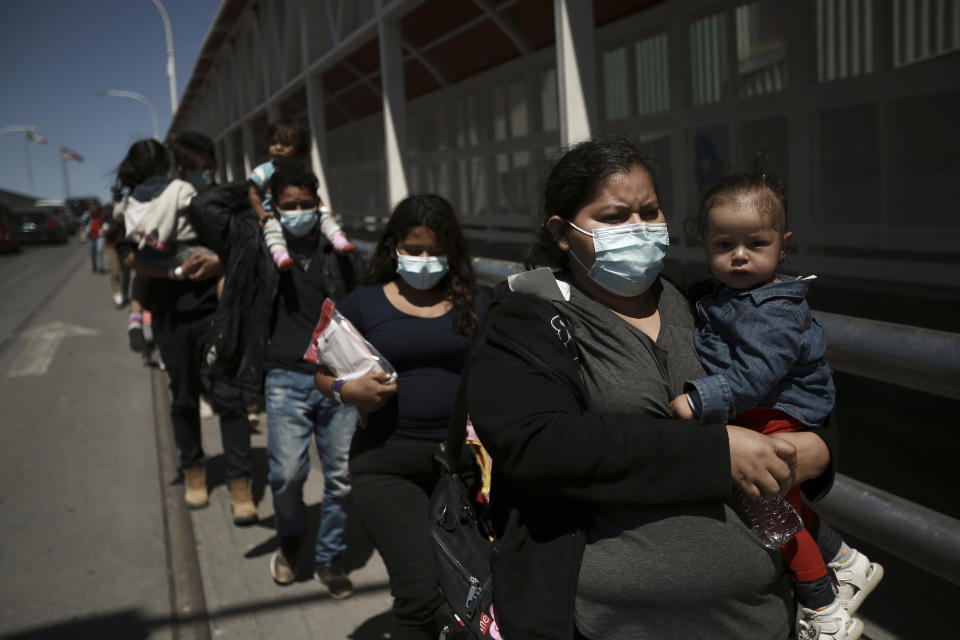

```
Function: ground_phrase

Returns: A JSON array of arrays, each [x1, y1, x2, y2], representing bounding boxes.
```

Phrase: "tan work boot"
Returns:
[[228, 477, 258, 525], [183, 466, 208, 508]]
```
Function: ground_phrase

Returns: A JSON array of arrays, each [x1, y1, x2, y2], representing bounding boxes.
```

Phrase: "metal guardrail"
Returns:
[[816, 474, 960, 586], [354, 244, 960, 584], [818, 311, 960, 401]]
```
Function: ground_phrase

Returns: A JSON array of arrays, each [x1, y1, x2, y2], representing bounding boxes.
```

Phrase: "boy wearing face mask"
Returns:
[[260, 167, 362, 600]]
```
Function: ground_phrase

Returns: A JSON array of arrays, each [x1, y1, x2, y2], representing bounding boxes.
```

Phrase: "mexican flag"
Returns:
[[26, 131, 47, 145]]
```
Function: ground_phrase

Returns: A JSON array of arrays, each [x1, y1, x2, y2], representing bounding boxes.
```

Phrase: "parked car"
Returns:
[[35, 200, 77, 234], [0, 202, 21, 253], [14, 209, 69, 244]]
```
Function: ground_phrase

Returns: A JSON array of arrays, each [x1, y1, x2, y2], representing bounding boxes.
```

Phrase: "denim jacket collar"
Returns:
[[714, 274, 815, 305]]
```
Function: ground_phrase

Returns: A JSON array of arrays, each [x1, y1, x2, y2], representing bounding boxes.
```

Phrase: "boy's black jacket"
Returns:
[[187, 181, 359, 392], [465, 280, 837, 640]]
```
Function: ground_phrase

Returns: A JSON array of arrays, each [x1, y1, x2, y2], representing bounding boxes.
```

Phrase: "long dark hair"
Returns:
[[528, 135, 660, 269], [365, 194, 478, 335], [116, 139, 170, 190]]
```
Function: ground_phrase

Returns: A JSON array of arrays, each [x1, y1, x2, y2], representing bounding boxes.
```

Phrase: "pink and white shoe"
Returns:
[[272, 248, 294, 271]]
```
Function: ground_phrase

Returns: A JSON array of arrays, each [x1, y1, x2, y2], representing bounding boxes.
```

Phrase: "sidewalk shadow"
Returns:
[[1, 609, 151, 640], [348, 610, 391, 640], [242, 499, 376, 580]]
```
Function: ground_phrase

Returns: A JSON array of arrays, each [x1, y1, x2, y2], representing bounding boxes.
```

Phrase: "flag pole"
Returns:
[[24, 134, 34, 196], [60, 149, 71, 200]]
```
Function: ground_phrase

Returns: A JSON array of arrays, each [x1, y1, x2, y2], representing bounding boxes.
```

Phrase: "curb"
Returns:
[[151, 367, 212, 640]]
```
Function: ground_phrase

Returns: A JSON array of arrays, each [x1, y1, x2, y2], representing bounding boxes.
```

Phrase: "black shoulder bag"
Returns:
[[430, 364, 496, 637]]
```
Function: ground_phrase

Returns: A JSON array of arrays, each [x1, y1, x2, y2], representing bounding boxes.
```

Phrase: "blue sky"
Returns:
[[0, 0, 220, 203]]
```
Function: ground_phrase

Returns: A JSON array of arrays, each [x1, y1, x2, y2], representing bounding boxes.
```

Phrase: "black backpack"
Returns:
[[430, 367, 496, 638]]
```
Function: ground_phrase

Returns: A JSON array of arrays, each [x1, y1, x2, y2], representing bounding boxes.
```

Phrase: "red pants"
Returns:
[[735, 408, 828, 583]]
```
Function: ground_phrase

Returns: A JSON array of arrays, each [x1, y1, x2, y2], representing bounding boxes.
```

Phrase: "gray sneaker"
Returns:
[[314, 558, 355, 600]]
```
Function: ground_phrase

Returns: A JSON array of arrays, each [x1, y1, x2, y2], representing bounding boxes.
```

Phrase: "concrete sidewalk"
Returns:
[[154, 369, 393, 640]]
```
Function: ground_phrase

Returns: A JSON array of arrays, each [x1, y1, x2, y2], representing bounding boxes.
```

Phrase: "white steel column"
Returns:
[[553, 0, 597, 145], [241, 120, 255, 177], [379, 16, 409, 208], [301, 0, 333, 207], [304, 76, 331, 205]]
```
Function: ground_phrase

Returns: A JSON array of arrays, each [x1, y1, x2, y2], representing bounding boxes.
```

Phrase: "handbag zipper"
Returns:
[[431, 529, 485, 615]]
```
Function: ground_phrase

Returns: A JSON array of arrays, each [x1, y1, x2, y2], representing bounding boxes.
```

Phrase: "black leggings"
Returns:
[[153, 312, 251, 479], [350, 434, 473, 640]]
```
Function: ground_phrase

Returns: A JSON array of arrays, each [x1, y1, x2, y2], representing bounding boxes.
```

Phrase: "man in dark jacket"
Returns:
[[258, 166, 360, 600]]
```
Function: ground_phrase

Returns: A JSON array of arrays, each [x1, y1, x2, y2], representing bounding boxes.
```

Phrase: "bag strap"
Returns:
[[444, 359, 471, 472]]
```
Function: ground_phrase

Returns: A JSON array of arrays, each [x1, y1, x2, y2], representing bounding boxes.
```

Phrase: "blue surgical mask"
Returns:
[[278, 208, 318, 237], [396, 254, 449, 290], [567, 220, 669, 296]]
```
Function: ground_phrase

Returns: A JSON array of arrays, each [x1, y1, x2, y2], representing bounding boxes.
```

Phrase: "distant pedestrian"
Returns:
[[104, 191, 131, 307], [86, 202, 106, 273], [117, 136, 257, 525]]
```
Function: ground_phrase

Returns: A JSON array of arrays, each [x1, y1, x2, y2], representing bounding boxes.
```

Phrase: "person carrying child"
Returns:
[[247, 118, 355, 271], [669, 165, 883, 640]]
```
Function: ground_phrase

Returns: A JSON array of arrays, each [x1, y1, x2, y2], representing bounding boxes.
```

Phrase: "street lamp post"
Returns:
[[0, 124, 39, 195], [96, 89, 160, 140], [151, 0, 178, 116]]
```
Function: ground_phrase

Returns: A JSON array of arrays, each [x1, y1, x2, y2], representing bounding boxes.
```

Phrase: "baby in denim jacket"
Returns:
[[669, 168, 882, 640]]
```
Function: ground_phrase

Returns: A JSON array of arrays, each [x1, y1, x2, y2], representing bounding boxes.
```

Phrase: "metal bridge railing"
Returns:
[[354, 242, 960, 585]]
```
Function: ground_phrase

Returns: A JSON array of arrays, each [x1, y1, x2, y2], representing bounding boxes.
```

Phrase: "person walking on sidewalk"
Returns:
[[104, 192, 131, 308], [314, 194, 490, 638], [261, 166, 361, 599], [86, 202, 107, 273], [116, 136, 257, 525]]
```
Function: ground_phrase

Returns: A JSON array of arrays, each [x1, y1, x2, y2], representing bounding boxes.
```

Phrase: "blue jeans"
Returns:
[[265, 368, 358, 565], [89, 236, 104, 271]]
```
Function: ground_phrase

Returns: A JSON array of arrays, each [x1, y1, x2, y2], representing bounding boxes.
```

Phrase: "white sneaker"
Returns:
[[797, 600, 864, 640], [112, 292, 124, 307], [829, 549, 884, 615]]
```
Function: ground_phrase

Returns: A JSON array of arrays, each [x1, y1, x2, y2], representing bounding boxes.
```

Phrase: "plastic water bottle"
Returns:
[[737, 491, 804, 549]]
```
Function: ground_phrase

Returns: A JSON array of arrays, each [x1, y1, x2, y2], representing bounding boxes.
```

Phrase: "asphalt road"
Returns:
[[0, 240, 171, 638], [0, 239, 393, 640]]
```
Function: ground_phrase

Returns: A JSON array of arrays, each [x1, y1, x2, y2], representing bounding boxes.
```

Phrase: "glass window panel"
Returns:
[[736, 0, 789, 97], [635, 33, 670, 115], [513, 150, 533, 209], [889, 90, 960, 225], [603, 46, 630, 120], [435, 104, 449, 151], [471, 156, 489, 215], [689, 12, 728, 105], [817, 104, 878, 224], [816, 0, 876, 83], [509, 81, 529, 137], [495, 153, 510, 208], [493, 85, 508, 141], [541, 68, 559, 132], [893, 0, 960, 68], [466, 92, 481, 146]]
